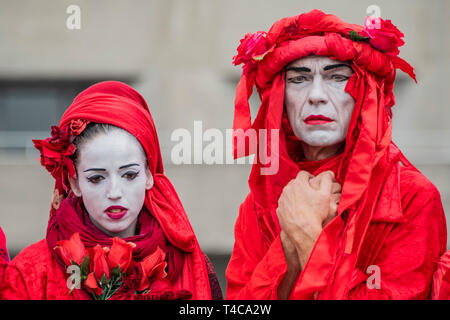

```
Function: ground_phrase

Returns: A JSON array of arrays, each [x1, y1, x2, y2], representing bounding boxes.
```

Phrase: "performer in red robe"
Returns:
[[226, 10, 448, 299], [0, 81, 221, 300]]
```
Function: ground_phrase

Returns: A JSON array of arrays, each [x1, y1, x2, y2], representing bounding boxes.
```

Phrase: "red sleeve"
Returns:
[[0, 264, 32, 300], [0, 227, 9, 264], [226, 194, 288, 300], [0, 240, 49, 300], [347, 171, 447, 299]]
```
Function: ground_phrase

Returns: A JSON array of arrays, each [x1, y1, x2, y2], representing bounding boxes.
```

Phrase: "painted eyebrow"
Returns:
[[323, 63, 353, 71], [119, 163, 140, 170], [83, 168, 106, 172], [285, 66, 311, 73], [83, 163, 140, 172]]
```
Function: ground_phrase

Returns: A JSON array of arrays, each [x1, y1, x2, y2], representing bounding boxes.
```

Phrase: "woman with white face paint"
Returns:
[[226, 10, 447, 300], [0, 81, 222, 300]]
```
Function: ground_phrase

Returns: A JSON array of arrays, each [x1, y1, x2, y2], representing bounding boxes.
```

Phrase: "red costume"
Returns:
[[226, 10, 448, 299], [432, 251, 450, 299], [0, 227, 9, 283], [0, 81, 220, 300]]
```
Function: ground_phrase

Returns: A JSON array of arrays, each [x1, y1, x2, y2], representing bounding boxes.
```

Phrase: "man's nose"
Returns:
[[107, 177, 122, 200], [308, 75, 328, 106]]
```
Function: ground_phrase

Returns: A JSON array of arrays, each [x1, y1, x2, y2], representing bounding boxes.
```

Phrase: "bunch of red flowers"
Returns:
[[54, 233, 169, 300]]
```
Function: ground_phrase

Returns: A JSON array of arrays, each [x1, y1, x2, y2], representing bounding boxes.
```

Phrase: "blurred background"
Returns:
[[0, 0, 449, 297]]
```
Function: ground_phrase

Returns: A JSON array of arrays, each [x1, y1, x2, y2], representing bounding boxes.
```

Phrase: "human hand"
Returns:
[[276, 170, 334, 268], [310, 171, 341, 227]]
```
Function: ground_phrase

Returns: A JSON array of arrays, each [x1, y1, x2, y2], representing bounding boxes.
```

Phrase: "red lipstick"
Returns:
[[105, 206, 128, 220], [304, 115, 333, 125]]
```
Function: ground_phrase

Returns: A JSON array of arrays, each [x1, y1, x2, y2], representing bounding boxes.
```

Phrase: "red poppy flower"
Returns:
[[107, 237, 136, 272], [54, 232, 86, 266]]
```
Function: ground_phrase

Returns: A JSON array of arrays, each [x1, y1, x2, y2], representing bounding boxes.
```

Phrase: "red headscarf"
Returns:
[[231, 10, 417, 299], [33, 81, 211, 299]]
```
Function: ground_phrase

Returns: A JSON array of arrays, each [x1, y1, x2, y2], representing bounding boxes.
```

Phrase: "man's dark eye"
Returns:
[[331, 74, 350, 82], [288, 76, 308, 83]]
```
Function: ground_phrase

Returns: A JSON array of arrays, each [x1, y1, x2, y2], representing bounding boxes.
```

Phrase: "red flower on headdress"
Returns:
[[358, 16, 405, 56], [33, 119, 89, 192], [69, 119, 90, 136], [233, 31, 275, 74], [33, 126, 76, 189]]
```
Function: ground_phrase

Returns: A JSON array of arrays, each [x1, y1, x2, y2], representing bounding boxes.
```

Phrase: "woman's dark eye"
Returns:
[[87, 175, 104, 184], [123, 171, 139, 180]]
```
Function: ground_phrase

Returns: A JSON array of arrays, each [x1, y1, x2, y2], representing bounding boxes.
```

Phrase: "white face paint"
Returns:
[[285, 56, 355, 148], [69, 128, 153, 238]]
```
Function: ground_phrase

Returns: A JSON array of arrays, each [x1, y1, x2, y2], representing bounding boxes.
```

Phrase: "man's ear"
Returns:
[[68, 174, 82, 197], [145, 169, 154, 190]]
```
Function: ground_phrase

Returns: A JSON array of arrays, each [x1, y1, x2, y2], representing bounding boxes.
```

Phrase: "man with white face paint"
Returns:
[[284, 56, 355, 161], [226, 10, 448, 300]]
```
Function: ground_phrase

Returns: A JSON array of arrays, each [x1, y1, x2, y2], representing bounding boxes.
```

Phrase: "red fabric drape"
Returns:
[[226, 10, 447, 299], [0, 227, 9, 284], [0, 227, 8, 265]]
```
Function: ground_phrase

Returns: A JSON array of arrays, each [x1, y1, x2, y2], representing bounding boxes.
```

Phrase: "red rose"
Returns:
[[69, 119, 90, 136], [360, 16, 405, 56], [85, 272, 103, 296], [54, 232, 86, 266], [89, 245, 111, 280], [136, 247, 167, 292], [33, 125, 77, 191], [33, 138, 62, 178], [107, 237, 136, 273], [233, 31, 275, 74]]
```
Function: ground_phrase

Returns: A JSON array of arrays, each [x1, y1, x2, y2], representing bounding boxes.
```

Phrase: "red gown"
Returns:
[[226, 164, 447, 299]]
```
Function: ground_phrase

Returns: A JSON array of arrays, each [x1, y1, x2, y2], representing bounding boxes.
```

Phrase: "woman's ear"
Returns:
[[145, 169, 154, 190], [68, 174, 82, 197]]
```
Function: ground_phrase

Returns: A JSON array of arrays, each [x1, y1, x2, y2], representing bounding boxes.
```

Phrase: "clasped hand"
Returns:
[[276, 170, 341, 270]]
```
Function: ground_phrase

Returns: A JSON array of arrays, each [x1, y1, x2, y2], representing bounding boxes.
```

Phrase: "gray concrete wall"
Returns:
[[0, 0, 449, 261]]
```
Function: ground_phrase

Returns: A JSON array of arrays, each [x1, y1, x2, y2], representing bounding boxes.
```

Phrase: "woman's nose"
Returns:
[[307, 75, 328, 106], [107, 177, 122, 200]]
